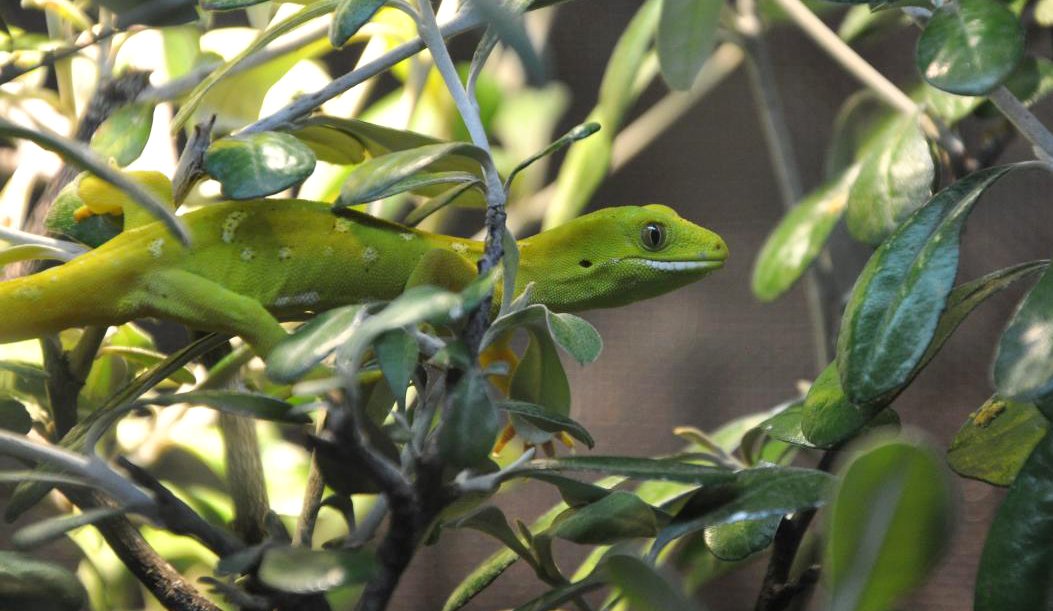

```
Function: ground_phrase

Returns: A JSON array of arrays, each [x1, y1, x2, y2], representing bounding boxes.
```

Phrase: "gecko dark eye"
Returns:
[[641, 223, 666, 251]]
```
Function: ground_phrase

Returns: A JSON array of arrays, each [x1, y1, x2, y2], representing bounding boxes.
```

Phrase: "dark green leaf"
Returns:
[[330, 0, 385, 47], [824, 438, 952, 611], [95, 0, 197, 26], [509, 330, 571, 421], [448, 506, 532, 560], [439, 370, 500, 469], [266, 305, 364, 383], [98, 345, 196, 385], [916, 0, 1024, 95], [802, 362, 869, 447], [90, 102, 154, 167], [374, 329, 418, 407], [0, 551, 87, 611], [518, 472, 610, 507], [257, 547, 377, 594], [549, 491, 658, 544], [142, 390, 309, 423], [704, 517, 781, 561], [606, 554, 701, 611], [512, 573, 605, 611], [526, 456, 734, 485], [204, 132, 316, 199], [13, 507, 127, 549], [45, 179, 122, 248], [975, 427, 1053, 610], [995, 262, 1053, 400], [948, 397, 1048, 486], [757, 400, 815, 448], [975, 56, 1053, 117], [0, 399, 31, 434], [838, 165, 1022, 407], [336, 143, 488, 207], [484, 304, 602, 365], [752, 169, 853, 301], [657, 0, 722, 90], [498, 400, 594, 449], [470, 0, 546, 85], [845, 114, 936, 246]]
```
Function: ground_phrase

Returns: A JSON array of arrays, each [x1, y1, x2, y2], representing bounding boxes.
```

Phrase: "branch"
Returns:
[[0, 27, 123, 86], [989, 86, 1053, 162]]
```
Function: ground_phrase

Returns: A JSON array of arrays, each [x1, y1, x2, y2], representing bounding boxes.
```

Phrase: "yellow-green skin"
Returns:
[[0, 201, 727, 355]]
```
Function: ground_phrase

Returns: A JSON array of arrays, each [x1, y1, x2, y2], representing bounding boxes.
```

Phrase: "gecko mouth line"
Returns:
[[634, 259, 725, 272]]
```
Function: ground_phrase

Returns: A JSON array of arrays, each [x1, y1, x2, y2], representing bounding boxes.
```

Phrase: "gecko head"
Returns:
[[520, 204, 728, 311]]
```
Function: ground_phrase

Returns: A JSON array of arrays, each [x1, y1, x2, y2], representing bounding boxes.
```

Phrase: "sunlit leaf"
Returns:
[[916, 0, 1024, 95], [948, 396, 1047, 486], [204, 132, 317, 199], [90, 102, 154, 167], [336, 143, 488, 207]]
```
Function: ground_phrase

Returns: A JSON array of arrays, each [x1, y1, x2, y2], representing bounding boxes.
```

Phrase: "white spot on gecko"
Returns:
[[333, 218, 353, 233], [362, 246, 378, 264], [400, 233, 415, 241], [451, 242, 469, 254], [278, 246, 293, 261], [14, 286, 42, 300], [148, 238, 164, 258], [222, 211, 249, 243], [241, 247, 255, 261], [322, 246, 335, 256], [273, 291, 321, 308]]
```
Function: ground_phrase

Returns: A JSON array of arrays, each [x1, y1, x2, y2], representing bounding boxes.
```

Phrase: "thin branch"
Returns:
[[240, 10, 485, 135], [989, 86, 1053, 162], [0, 27, 123, 86], [735, 1, 831, 369]]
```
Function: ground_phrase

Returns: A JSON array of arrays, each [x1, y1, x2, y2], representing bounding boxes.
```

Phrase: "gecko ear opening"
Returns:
[[579, 259, 592, 268]]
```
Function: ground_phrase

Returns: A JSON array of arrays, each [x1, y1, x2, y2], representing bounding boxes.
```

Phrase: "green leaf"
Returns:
[[266, 305, 364, 383], [657, 0, 723, 90], [498, 400, 595, 449], [824, 438, 952, 611], [751, 168, 854, 301], [525, 456, 734, 485], [975, 426, 1053, 610], [509, 330, 571, 420], [0, 398, 32, 434], [90, 102, 154, 167], [439, 370, 500, 469], [975, 56, 1053, 117], [518, 472, 610, 507], [14, 507, 127, 549], [757, 400, 815, 448], [402, 182, 483, 227], [844, 114, 936, 246], [257, 547, 377, 594], [838, 5, 906, 44], [800, 362, 902, 448], [548, 491, 658, 545], [655, 466, 833, 552], [916, 0, 1024, 95], [204, 132, 317, 199], [484, 304, 602, 365], [470, 0, 547, 86], [141, 390, 309, 423], [0, 551, 87, 611], [606, 554, 701, 611], [374, 329, 418, 408], [45, 178, 122, 248], [703, 517, 781, 561], [838, 165, 1022, 408], [330, 0, 385, 47], [336, 143, 488, 207], [513, 573, 605, 611], [948, 397, 1048, 486], [824, 91, 891, 179], [994, 262, 1053, 400], [448, 506, 533, 561]]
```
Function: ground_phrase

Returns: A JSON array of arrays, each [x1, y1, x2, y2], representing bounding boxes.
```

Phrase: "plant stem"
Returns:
[[737, 0, 831, 369], [989, 86, 1053, 162]]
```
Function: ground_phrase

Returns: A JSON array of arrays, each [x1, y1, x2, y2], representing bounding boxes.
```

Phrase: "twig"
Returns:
[[63, 488, 222, 611], [0, 27, 123, 86], [172, 116, 215, 205], [736, 0, 831, 369], [240, 10, 485, 135], [989, 86, 1053, 162], [42, 326, 108, 438], [770, 0, 971, 171]]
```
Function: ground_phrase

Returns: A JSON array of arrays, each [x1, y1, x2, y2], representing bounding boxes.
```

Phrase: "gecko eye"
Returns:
[[641, 223, 666, 251]]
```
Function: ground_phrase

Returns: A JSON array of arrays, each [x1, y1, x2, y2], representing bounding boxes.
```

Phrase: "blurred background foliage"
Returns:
[[1, 0, 1052, 610]]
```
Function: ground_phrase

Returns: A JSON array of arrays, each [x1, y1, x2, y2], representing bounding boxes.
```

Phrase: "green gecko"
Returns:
[[0, 175, 728, 356]]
